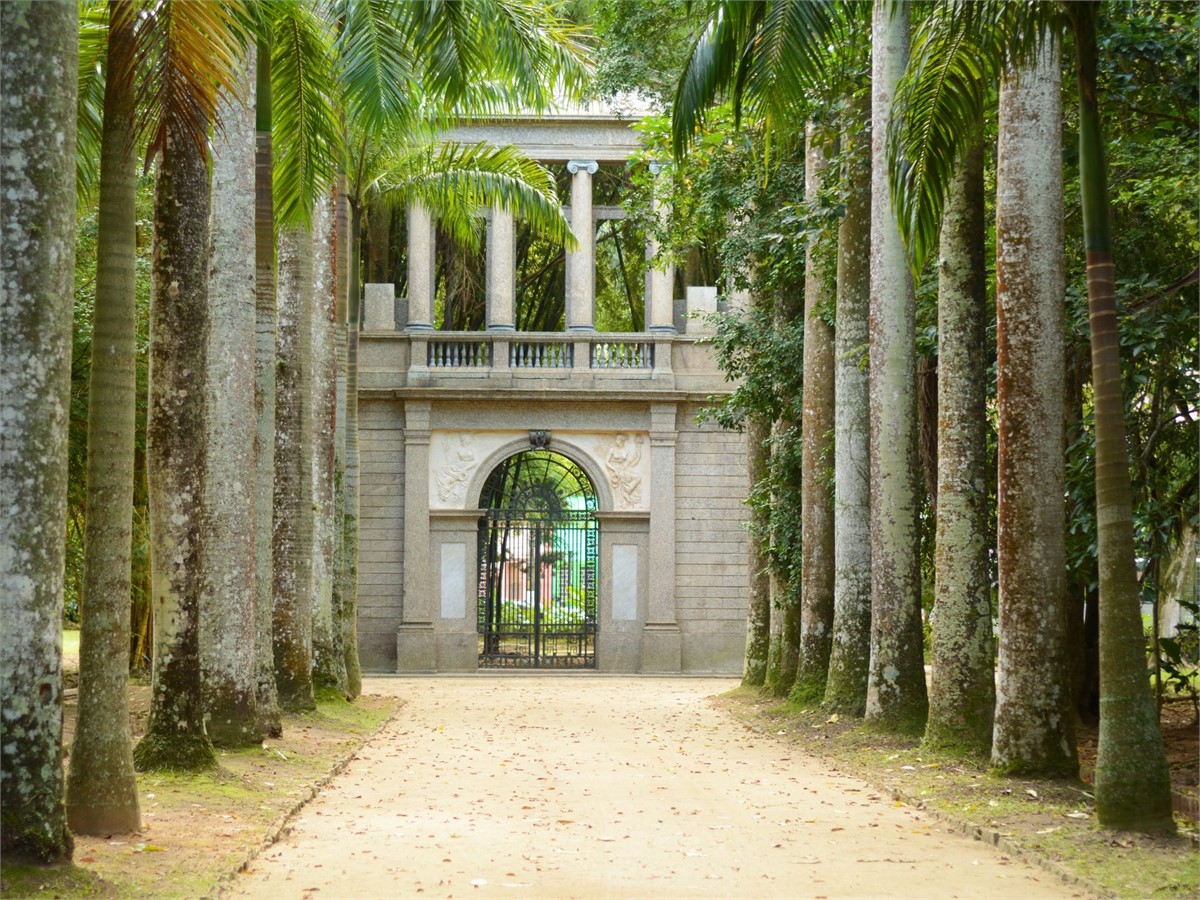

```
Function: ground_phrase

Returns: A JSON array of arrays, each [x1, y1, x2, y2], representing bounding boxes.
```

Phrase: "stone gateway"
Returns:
[[354, 100, 749, 674]]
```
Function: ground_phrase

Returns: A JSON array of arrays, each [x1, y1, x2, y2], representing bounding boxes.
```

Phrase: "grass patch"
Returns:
[[2, 692, 399, 899], [716, 689, 1200, 899]]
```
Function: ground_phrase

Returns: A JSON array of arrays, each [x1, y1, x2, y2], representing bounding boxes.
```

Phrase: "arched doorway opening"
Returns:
[[477, 449, 599, 668]]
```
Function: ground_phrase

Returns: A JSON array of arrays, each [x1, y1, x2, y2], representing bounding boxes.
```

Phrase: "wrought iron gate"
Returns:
[[476, 450, 598, 668]]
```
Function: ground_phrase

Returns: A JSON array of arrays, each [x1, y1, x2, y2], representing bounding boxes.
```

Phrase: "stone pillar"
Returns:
[[646, 162, 676, 334], [486, 205, 515, 331], [642, 402, 681, 672], [397, 400, 436, 670], [406, 203, 435, 331], [566, 159, 598, 331], [362, 282, 396, 331]]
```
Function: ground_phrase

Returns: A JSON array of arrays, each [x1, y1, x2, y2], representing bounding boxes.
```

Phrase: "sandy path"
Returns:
[[227, 677, 1080, 900]]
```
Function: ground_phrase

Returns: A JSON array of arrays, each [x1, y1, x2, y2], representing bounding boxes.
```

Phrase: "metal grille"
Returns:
[[476, 450, 598, 669]]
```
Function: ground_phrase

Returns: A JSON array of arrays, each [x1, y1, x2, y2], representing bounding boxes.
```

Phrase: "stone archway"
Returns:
[[476, 449, 599, 668]]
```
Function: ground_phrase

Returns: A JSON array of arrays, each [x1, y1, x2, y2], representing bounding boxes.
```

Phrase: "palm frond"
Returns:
[[328, 0, 422, 136], [270, 0, 341, 227], [370, 141, 573, 250], [137, 0, 251, 165], [673, 0, 836, 159], [77, 0, 111, 204], [888, 0, 1062, 273]]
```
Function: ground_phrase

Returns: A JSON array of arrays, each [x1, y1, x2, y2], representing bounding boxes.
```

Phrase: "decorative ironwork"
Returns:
[[477, 450, 598, 669]]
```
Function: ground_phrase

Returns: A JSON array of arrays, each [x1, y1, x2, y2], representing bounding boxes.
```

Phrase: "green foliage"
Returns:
[[587, 0, 694, 103]]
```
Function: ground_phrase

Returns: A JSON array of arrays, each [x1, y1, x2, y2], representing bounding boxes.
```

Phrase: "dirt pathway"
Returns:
[[227, 677, 1081, 899]]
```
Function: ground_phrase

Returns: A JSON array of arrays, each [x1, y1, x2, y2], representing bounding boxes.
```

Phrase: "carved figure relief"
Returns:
[[435, 433, 477, 504], [601, 433, 643, 509]]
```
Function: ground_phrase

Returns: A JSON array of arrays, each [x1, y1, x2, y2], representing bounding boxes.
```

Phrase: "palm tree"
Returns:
[[134, 0, 248, 773], [66, 0, 143, 832], [924, 134, 993, 755], [823, 90, 872, 717], [201, 45, 261, 747], [792, 123, 836, 705], [863, 0, 926, 735], [0, 0, 78, 863], [888, 0, 1173, 832]]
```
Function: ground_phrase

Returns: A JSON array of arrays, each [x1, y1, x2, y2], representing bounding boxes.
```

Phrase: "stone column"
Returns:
[[646, 162, 676, 334], [486, 205, 515, 331], [406, 203, 435, 331], [566, 159, 598, 331], [642, 402, 681, 672], [397, 400, 436, 670]]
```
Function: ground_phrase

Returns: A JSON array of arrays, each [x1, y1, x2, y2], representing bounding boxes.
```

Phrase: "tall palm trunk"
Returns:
[[201, 49, 261, 747], [792, 123, 836, 704], [744, 371, 773, 686], [0, 0, 77, 862], [824, 95, 872, 717], [135, 127, 218, 773], [865, 0, 927, 734], [67, 1, 142, 833], [924, 137, 993, 755], [273, 225, 317, 712], [1071, 5, 1173, 833], [332, 177, 352, 692], [991, 37, 1076, 776], [311, 192, 347, 692], [254, 44, 282, 736], [342, 204, 363, 698]]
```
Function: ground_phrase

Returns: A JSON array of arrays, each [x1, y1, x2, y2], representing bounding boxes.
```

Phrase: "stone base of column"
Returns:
[[396, 622, 437, 672], [640, 622, 681, 673], [436, 630, 478, 672]]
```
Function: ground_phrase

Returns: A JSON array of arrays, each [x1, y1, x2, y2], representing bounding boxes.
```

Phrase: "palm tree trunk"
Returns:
[[991, 36, 1077, 777], [0, 0, 77, 861], [311, 192, 347, 692], [865, 0, 928, 734], [924, 137, 994, 755], [342, 204, 364, 698], [135, 127, 218, 773], [67, 1, 142, 834], [793, 122, 837, 705], [1072, 4, 1174, 834], [254, 44, 283, 737], [274, 225, 317, 712], [201, 46, 260, 748], [333, 177, 351, 692], [824, 94, 872, 718], [743, 412, 772, 687]]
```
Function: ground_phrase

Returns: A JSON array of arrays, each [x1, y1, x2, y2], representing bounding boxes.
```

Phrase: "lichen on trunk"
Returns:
[[0, 0, 78, 861], [991, 39, 1077, 777], [864, 0, 928, 735]]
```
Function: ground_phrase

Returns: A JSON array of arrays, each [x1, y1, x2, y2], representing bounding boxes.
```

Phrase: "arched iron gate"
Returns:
[[476, 450, 598, 668]]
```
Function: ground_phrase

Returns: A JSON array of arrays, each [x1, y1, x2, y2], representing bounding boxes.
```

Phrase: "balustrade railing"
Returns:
[[591, 340, 653, 369], [510, 339, 573, 369], [428, 338, 491, 368]]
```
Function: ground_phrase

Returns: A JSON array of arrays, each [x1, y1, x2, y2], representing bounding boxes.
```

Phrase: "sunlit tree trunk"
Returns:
[[792, 123, 836, 705], [0, 0, 77, 861], [865, 0, 927, 734], [274, 225, 317, 711], [924, 138, 994, 755], [342, 204, 363, 698], [135, 128, 218, 773], [254, 45, 283, 736], [743, 406, 772, 685], [311, 192, 346, 692], [67, 1, 142, 833], [824, 96, 872, 717], [201, 46, 260, 748], [991, 37, 1076, 776], [332, 178, 352, 694], [1071, 4, 1174, 833]]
